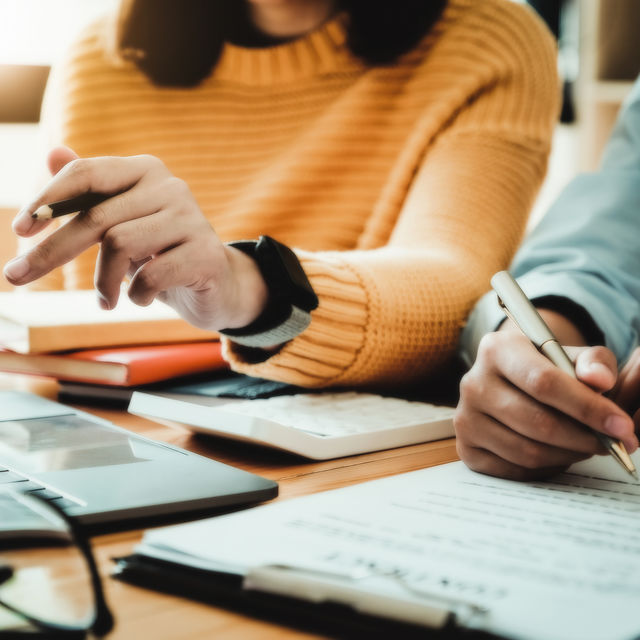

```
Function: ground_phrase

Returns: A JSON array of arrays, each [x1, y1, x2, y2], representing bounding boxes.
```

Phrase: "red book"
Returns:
[[0, 341, 226, 386]]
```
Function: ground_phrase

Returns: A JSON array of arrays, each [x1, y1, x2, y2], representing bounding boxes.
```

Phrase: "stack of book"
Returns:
[[0, 290, 226, 403]]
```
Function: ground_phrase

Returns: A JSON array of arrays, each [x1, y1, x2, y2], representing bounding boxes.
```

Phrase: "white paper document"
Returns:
[[137, 453, 640, 640]]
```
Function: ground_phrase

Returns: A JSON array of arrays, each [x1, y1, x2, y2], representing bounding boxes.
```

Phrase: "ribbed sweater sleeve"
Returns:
[[225, 2, 559, 386]]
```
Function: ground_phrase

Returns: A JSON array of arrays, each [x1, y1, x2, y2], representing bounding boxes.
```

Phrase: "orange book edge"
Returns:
[[0, 341, 226, 386]]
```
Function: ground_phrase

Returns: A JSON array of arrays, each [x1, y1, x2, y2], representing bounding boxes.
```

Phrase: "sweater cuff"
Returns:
[[222, 251, 368, 387]]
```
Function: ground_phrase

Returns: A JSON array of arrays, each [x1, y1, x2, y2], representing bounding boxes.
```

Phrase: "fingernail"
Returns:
[[604, 414, 633, 438], [588, 361, 611, 376], [3, 256, 30, 282], [97, 294, 110, 310], [12, 207, 34, 234]]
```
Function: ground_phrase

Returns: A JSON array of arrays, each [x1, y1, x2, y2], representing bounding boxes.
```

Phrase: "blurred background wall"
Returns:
[[0, 1, 116, 289]]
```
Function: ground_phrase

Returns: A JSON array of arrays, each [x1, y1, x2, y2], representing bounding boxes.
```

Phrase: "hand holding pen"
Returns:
[[454, 272, 639, 481], [3, 146, 270, 335], [491, 271, 637, 479]]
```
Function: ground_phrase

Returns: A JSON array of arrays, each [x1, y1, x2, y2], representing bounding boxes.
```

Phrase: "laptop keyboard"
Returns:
[[0, 491, 72, 537], [0, 466, 79, 511]]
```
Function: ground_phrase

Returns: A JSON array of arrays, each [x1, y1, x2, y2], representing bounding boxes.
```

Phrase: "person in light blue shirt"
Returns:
[[455, 76, 640, 480]]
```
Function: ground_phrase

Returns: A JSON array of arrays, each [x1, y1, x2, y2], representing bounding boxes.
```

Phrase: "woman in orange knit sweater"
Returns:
[[5, 0, 558, 388]]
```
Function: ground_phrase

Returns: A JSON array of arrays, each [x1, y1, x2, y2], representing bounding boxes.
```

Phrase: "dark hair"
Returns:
[[116, 0, 448, 87]]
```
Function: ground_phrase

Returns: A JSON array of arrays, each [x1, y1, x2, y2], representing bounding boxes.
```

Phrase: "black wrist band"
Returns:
[[220, 236, 318, 348]]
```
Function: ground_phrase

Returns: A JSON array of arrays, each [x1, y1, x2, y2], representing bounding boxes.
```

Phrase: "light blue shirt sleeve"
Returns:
[[459, 76, 640, 367]]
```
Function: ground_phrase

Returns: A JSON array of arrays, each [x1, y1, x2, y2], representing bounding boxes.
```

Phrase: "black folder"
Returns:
[[113, 553, 501, 640]]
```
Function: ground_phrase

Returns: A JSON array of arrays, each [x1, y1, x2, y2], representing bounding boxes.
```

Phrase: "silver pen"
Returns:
[[491, 270, 638, 480]]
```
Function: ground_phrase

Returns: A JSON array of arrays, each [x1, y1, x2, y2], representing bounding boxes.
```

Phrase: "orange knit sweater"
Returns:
[[31, 0, 558, 387]]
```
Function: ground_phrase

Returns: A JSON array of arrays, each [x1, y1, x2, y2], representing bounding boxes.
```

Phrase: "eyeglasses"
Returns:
[[0, 489, 114, 638]]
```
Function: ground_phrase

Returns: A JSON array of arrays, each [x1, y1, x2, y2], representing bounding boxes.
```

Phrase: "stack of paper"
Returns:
[[128, 453, 640, 640]]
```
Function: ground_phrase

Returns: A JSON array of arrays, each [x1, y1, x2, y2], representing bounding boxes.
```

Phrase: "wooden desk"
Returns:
[[0, 373, 459, 639]]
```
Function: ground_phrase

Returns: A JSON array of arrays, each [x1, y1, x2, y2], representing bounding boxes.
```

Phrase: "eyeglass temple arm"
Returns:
[[0, 565, 13, 587]]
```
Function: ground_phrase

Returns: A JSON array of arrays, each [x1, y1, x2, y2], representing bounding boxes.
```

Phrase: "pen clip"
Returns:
[[491, 271, 555, 349], [496, 295, 523, 334]]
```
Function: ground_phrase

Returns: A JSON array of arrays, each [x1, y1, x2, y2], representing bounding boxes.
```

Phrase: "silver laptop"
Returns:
[[0, 391, 277, 528]]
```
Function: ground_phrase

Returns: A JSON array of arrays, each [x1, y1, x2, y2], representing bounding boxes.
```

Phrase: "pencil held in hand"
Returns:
[[31, 192, 113, 220]]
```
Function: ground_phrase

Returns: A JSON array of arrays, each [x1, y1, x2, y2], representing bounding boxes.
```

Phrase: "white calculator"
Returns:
[[129, 390, 455, 460]]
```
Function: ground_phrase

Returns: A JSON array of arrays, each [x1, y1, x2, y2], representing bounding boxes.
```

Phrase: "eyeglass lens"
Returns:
[[0, 492, 96, 633]]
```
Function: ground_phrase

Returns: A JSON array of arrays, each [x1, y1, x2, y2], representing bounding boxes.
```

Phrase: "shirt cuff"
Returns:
[[529, 294, 604, 347], [458, 289, 506, 368], [460, 271, 639, 369]]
